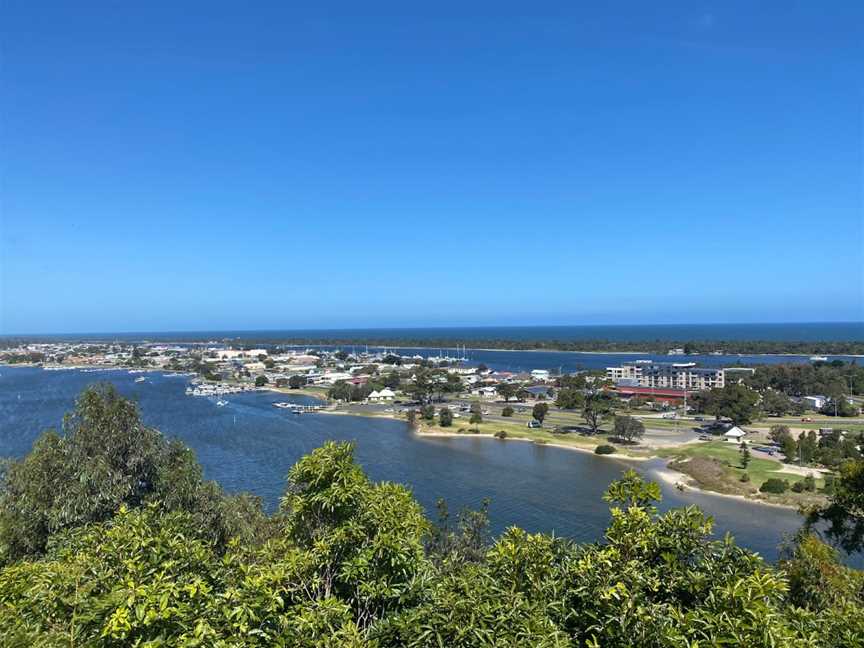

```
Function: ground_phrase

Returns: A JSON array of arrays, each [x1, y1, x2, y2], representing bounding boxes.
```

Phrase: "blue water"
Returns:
[[0, 366, 854, 565], [5, 322, 863, 343]]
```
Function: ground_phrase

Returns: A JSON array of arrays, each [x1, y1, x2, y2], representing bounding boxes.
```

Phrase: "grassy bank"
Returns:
[[658, 441, 828, 507]]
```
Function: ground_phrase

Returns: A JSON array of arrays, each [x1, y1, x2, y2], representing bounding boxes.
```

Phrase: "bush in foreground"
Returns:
[[760, 477, 789, 494], [0, 386, 862, 646]]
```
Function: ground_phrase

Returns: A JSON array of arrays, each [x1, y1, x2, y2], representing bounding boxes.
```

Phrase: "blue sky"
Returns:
[[1, 1, 862, 334]]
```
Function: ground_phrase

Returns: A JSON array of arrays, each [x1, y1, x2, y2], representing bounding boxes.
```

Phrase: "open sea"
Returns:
[[6, 322, 863, 343]]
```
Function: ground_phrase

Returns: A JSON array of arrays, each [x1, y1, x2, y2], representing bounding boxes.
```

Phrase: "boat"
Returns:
[[216, 399, 228, 407], [134, 377, 146, 383], [810, 356, 829, 363]]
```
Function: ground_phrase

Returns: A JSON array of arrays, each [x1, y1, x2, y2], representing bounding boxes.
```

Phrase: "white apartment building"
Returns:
[[607, 361, 725, 391]]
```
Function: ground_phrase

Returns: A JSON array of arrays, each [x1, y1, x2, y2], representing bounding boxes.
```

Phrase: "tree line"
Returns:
[[0, 385, 862, 646]]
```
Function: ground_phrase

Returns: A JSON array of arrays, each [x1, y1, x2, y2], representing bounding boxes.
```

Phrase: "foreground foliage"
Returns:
[[0, 387, 862, 646]]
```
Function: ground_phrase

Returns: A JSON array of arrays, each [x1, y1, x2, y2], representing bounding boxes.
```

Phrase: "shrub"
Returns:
[[501, 406, 514, 417], [595, 444, 616, 455], [803, 474, 816, 492], [792, 481, 805, 493], [494, 430, 507, 439], [439, 409, 453, 427], [760, 478, 788, 494], [740, 472, 751, 483]]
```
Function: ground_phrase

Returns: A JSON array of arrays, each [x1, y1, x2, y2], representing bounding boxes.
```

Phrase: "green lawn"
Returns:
[[657, 441, 825, 492]]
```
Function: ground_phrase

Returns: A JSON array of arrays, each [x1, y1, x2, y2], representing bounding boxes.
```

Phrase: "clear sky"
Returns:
[[1, 1, 862, 334]]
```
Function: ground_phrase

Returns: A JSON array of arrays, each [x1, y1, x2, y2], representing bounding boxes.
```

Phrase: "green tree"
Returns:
[[532, 402, 549, 425], [554, 388, 584, 410], [739, 441, 751, 468], [708, 384, 760, 424], [582, 390, 614, 435], [781, 434, 799, 463], [254, 375, 269, 387], [0, 385, 267, 562], [288, 374, 306, 389], [769, 424, 792, 444], [806, 458, 864, 554], [496, 383, 517, 401], [797, 430, 818, 465], [501, 405, 514, 417], [328, 380, 351, 401], [613, 415, 645, 444], [761, 390, 791, 416], [439, 408, 453, 427]]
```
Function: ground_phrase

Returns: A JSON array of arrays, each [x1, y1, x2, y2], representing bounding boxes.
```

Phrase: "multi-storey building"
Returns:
[[606, 361, 725, 391]]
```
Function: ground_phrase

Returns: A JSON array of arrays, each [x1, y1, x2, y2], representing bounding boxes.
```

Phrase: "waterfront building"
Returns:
[[606, 361, 725, 391]]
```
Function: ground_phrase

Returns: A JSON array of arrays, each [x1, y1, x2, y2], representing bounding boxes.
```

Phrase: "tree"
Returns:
[[797, 430, 818, 465], [821, 396, 858, 417], [469, 401, 482, 415], [739, 441, 751, 468], [555, 388, 583, 410], [288, 374, 306, 389], [501, 406, 514, 417], [709, 384, 760, 424], [781, 434, 799, 463], [469, 413, 482, 427], [439, 409, 453, 427], [0, 385, 268, 561], [420, 404, 435, 421], [805, 458, 864, 554], [255, 375, 269, 387], [613, 415, 645, 444], [408, 368, 435, 404], [582, 391, 614, 435], [532, 402, 549, 425], [328, 380, 351, 401], [769, 424, 792, 444], [495, 383, 516, 401], [761, 390, 790, 416]]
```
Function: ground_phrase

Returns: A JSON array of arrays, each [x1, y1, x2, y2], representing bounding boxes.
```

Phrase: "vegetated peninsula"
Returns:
[[0, 384, 862, 646]]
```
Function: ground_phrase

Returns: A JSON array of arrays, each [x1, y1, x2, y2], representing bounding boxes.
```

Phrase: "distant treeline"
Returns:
[[254, 338, 864, 356], [3, 337, 863, 356]]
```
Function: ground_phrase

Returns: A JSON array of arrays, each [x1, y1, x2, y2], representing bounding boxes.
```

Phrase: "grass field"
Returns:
[[414, 416, 644, 456], [657, 441, 828, 505]]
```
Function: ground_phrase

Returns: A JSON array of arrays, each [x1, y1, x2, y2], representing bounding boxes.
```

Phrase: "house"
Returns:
[[526, 385, 553, 399], [723, 426, 747, 443], [802, 395, 827, 410], [530, 369, 551, 381], [369, 388, 395, 402], [471, 386, 498, 399]]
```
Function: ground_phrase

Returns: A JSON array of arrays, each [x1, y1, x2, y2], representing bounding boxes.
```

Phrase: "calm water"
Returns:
[[6, 322, 863, 343], [0, 366, 853, 565]]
